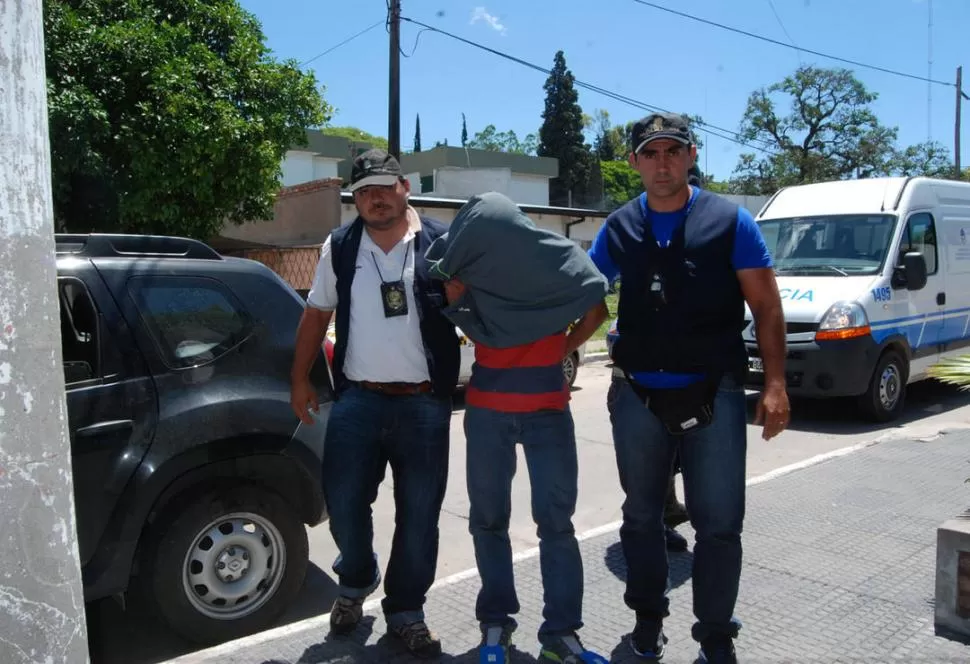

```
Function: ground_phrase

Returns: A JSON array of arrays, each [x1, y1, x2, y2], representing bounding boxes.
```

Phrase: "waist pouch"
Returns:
[[623, 371, 722, 435]]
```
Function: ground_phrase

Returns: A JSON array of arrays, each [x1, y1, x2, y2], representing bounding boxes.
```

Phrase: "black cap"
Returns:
[[630, 113, 693, 154], [349, 148, 403, 192]]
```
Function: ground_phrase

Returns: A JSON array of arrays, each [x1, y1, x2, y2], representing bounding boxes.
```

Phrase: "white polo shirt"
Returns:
[[307, 209, 430, 383]]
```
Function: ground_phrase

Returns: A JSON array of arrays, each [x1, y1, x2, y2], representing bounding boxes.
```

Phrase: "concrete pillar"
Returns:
[[0, 1, 90, 662]]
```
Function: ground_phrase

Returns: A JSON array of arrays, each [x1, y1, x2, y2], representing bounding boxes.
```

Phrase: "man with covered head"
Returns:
[[426, 192, 609, 664]]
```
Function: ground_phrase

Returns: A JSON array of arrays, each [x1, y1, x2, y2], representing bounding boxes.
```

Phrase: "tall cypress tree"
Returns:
[[414, 113, 422, 152], [538, 51, 593, 207], [461, 113, 469, 147]]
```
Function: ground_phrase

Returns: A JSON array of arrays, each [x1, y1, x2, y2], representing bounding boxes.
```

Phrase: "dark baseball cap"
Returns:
[[631, 113, 693, 154], [348, 148, 403, 192]]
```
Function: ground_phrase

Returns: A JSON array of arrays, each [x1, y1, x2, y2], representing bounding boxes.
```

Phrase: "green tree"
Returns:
[[600, 161, 642, 208], [889, 141, 953, 178], [413, 114, 422, 152], [467, 124, 537, 155], [461, 113, 469, 147], [324, 126, 388, 151], [538, 51, 595, 207], [731, 66, 898, 194], [592, 110, 623, 161], [45, 0, 330, 239]]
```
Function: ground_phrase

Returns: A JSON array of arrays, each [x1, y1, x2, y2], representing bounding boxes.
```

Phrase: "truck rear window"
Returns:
[[127, 276, 252, 368]]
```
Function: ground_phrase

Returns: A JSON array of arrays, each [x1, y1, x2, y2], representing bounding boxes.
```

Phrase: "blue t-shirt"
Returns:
[[589, 187, 773, 388]]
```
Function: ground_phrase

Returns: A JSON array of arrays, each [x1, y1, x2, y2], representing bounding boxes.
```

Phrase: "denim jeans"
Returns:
[[607, 375, 747, 643], [321, 386, 451, 629], [464, 405, 583, 639]]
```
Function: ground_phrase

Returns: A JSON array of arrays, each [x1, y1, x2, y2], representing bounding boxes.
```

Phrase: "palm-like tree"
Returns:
[[928, 356, 970, 391]]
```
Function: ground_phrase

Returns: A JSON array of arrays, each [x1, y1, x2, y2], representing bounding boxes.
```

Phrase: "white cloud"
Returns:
[[470, 7, 507, 35]]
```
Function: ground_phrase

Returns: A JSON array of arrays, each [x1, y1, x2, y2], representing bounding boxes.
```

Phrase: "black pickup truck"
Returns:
[[57, 233, 332, 645]]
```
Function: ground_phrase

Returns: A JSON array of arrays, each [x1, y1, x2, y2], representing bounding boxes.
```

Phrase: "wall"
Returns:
[[281, 150, 340, 187], [507, 173, 552, 207], [215, 178, 343, 248]]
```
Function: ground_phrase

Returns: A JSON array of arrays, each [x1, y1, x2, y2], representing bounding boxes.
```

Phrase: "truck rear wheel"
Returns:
[[859, 350, 907, 422], [139, 484, 308, 645]]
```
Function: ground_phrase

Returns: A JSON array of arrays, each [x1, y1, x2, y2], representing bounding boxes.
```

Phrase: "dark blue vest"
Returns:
[[329, 216, 460, 399], [605, 189, 748, 376]]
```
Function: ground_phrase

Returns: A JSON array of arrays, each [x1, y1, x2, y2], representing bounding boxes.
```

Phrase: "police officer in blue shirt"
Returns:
[[588, 113, 790, 663]]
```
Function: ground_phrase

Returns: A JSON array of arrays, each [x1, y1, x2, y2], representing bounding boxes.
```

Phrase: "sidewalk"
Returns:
[[169, 431, 970, 663]]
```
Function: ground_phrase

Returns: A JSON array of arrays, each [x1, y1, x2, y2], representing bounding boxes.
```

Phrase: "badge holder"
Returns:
[[372, 246, 410, 319]]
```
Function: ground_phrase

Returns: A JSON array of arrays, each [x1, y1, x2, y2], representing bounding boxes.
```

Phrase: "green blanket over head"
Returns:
[[425, 191, 608, 348]]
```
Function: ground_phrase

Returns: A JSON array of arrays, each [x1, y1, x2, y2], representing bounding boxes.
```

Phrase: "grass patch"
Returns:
[[590, 292, 619, 341]]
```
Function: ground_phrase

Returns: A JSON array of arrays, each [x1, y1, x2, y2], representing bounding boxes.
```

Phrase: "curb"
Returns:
[[583, 351, 610, 364]]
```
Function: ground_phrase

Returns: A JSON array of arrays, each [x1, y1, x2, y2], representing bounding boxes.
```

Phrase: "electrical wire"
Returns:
[[299, 20, 384, 67], [399, 17, 777, 155], [631, 0, 956, 88]]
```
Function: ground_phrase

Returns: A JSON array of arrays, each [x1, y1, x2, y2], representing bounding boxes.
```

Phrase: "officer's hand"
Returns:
[[444, 278, 466, 304], [754, 384, 790, 440], [291, 378, 319, 425]]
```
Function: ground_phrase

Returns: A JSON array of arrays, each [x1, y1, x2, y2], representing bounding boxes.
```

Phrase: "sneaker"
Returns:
[[479, 623, 515, 663], [389, 620, 442, 659], [631, 616, 667, 659], [539, 632, 606, 663], [329, 595, 364, 635], [699, 636, 737, 664]]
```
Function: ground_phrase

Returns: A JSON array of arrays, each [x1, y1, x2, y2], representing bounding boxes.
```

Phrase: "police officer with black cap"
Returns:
[[291, 149, 460, 659], [588, 113, 790, 663]]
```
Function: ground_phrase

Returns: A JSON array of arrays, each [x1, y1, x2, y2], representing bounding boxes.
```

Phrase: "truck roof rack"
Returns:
[[55, 234, 222, 260]]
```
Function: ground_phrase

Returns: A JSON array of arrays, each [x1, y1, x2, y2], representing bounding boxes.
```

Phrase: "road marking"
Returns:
[[162, 435, 897, 663]]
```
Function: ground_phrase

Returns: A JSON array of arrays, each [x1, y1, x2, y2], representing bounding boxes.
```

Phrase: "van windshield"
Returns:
[[758, 214, 897, 276]]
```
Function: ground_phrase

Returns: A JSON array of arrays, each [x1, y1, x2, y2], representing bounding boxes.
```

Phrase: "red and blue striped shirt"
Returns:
[[465, 333, 570, 412]]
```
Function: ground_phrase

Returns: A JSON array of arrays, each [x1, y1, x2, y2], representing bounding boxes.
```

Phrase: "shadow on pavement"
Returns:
[[744, 380, 970, 435], [87, 562, 339, 664], [604, 539, 693, 592], [274, 621, 543, 663]]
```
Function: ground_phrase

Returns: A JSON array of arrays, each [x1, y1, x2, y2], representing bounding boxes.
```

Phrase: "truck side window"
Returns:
[[59, 279, 100, 385], [899, 213, 938, 275], [128, 277, 251, 368]]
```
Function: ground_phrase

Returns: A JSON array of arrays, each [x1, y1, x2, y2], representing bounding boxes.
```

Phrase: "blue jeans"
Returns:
[[607, 375, 747, 643], [321, 386, 451, 629], [464, 405, 583, 639]]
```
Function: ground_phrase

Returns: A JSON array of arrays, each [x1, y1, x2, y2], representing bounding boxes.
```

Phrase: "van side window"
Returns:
[[59, 279, 101, 385], [899, 213, 938, 275], [128, 277, 252, 368]]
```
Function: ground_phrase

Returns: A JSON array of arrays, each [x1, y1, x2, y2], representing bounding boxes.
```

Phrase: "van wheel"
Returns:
[[139, 484, 308, 645], [859, 350, 907, 422], [562, 352, 579, 388]]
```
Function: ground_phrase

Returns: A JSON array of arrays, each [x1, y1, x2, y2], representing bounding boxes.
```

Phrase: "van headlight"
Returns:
[[815, 302, 871, 341]]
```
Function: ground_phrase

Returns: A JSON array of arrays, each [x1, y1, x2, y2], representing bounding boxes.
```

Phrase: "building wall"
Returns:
[[281, 151, 340, 187], [507, 173, 552, 207]]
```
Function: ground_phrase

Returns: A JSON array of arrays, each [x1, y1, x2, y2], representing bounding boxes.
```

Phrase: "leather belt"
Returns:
[[356, 380, 432, 396]]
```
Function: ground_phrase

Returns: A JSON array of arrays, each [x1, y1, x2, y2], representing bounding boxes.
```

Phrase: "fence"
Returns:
[[227, 246, 321, 299]]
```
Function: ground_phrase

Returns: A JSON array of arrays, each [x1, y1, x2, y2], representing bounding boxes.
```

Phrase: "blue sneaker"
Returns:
[[479, 623, 514, 664], [539, 633, 608, 664]]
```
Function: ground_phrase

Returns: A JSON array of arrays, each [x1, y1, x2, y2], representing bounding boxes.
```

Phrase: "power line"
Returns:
[[299, 20, 384, 67], [631, 0, 956, 88], [399, 16, 776, 155], [765, 0, 801, 62]]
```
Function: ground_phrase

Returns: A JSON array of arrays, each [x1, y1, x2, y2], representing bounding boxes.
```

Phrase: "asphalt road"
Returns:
[[86, 359, 970, 664]]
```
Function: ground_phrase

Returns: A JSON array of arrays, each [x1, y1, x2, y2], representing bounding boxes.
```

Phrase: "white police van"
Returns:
[[745, 176, 970, 421]]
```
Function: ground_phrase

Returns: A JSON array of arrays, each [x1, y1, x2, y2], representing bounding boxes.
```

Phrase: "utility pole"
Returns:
[[1, 0, 89, 661], [388, 0, 401, 160], [956, 66, 963, 178]]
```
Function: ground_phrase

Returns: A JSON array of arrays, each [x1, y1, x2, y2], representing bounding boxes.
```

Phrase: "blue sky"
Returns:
[[241, 0, 969, 181]]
